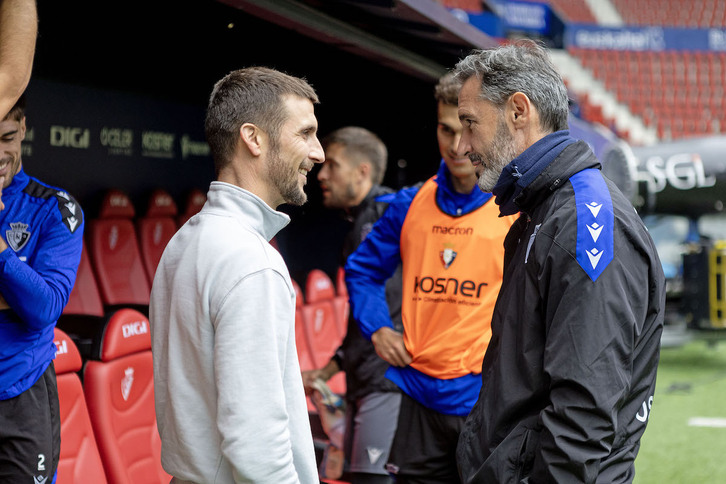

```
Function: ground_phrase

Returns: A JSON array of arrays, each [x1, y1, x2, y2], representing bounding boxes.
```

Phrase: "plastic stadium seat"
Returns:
[[54, 327, 107, 484], [58, 244, 106, 358], [303, 270, 346, 396], [306, 269, 347, 337], [63, 244, 104, 318], [176, 187, 206, 227], [88, 190, 150, 308], [335, 266, 347, 298], [293, 279, 316, 373], [137, 189, 179, 285], [83, 309, 170, 484]]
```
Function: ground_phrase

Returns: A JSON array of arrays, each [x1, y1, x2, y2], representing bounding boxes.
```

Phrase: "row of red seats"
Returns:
[[55, 188, 205, 483], [570, 47, 725, 141], [55, 310, 168, 484], [63, 187, 206, 319]]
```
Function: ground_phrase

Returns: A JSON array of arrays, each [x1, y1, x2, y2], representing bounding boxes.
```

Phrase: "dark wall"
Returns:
[[29, 0, 444, 282]]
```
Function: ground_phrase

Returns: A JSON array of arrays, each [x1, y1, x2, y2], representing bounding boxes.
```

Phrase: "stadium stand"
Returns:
[[519, 0, 596, 24], [611, 0, 726, 28], [54, 327, 108, 484], [83, 308, 170, 484], [568, 47, 725, 141], [136, 189, 179, 285], [87, 189, 150, 312]]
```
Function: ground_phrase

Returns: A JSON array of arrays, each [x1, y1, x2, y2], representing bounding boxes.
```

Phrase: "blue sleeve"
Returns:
[[0, 204, 84, 331], [344, 185, 418, 339]]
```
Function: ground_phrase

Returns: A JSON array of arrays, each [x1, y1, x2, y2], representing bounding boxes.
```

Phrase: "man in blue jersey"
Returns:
[[0, 94, 84, 483]]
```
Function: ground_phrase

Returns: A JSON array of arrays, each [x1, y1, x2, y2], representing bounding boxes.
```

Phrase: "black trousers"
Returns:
[[0, 362, 60, 484]]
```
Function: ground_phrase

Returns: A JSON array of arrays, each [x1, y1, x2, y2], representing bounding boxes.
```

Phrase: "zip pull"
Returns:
[[525, 223, 541, 264]]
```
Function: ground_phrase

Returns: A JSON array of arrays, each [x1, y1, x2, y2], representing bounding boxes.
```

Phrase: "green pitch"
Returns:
[[635, 338, 726, 483]]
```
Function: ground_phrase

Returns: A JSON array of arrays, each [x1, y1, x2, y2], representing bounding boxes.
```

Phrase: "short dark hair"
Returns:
[[434, 72, 461, 107], [4, 94, 26, 122], [204, 67, 319, 173], [322, 126, 388, 185]]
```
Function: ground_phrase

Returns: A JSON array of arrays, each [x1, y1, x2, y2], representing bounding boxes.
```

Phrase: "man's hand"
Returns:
[[371, 327, 412, 367], [301, 369, 325, 396], [301, 359, 340, 396]]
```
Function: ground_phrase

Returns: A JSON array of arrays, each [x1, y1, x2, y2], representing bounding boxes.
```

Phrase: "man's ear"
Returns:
[[509, 92, 531, 128], [357, 161, 371, 182], [240, 123, 263, 156]]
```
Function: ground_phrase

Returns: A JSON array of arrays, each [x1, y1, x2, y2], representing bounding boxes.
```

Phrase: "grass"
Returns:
[[634, 337, 726, 483]]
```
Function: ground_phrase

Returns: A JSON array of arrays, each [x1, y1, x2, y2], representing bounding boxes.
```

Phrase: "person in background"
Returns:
[[303, 125, 402, 484], [453, 39, 665, 483], [0, 0, 37, 118], [0, 94, 84, 483], [150, 66, 324, 483], [344, 72, 517, 484]]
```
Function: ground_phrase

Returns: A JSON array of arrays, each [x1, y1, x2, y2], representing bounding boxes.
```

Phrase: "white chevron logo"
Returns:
[[65, 201, 76, 215], [586, 202, 602, 218], [367, 447, 384, 465], [56, 191, 70, 200], [587, 222, 603, 242], [67, 217, 78, 232], [587, 248, 603, 268]]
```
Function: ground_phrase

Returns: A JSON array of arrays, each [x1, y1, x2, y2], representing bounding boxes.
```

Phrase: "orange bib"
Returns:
[[400, 178, 517, 379]]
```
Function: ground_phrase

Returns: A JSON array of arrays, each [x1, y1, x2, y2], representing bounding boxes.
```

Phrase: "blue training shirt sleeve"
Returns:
[[345, 185, 418, 339], [0, 203, 84, 331]]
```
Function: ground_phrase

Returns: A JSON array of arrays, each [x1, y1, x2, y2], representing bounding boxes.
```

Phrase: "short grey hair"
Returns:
[[453, 39, 569, 133]]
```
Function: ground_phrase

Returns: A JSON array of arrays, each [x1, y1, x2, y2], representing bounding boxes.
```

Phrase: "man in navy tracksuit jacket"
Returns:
[[0, 95, 84, 483]]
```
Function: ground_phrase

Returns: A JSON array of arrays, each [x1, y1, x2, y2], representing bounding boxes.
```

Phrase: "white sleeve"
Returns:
[[212, 268, 301, 483]]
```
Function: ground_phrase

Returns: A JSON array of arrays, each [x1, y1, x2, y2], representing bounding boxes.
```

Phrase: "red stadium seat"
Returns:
[[83, 309, 170, 484], [335, 266, 347, 298], [137, 189, 179, 285], [63, 244, 104, 318], [88, 190, 150, 308], [58, 244, 106, 358], [176, 188, 206, 227], [303, 270, 345, 396], [54, 327, 107, 484], [293, 279, 316, 373]]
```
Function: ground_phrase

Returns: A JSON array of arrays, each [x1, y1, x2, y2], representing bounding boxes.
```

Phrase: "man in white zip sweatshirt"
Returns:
[[150, 66, 325, 483]]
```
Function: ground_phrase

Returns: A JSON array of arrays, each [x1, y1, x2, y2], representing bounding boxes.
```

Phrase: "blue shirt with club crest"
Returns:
[[0, 168, 84, 399]]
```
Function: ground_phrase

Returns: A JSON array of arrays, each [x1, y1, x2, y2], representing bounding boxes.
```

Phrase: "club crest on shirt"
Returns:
[[440, 245, 457, 269], [6, 222, 30, 252]]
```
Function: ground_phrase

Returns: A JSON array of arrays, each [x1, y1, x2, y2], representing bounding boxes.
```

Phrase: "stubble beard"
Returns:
[[476, 119, 519, 193], [268, 143, 307, 206]]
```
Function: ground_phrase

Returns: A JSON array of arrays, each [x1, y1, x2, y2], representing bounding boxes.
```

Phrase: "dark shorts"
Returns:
[[386, 393, 466, 484], [345, 391, 401, 475], [0, 362, 60, 484]]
